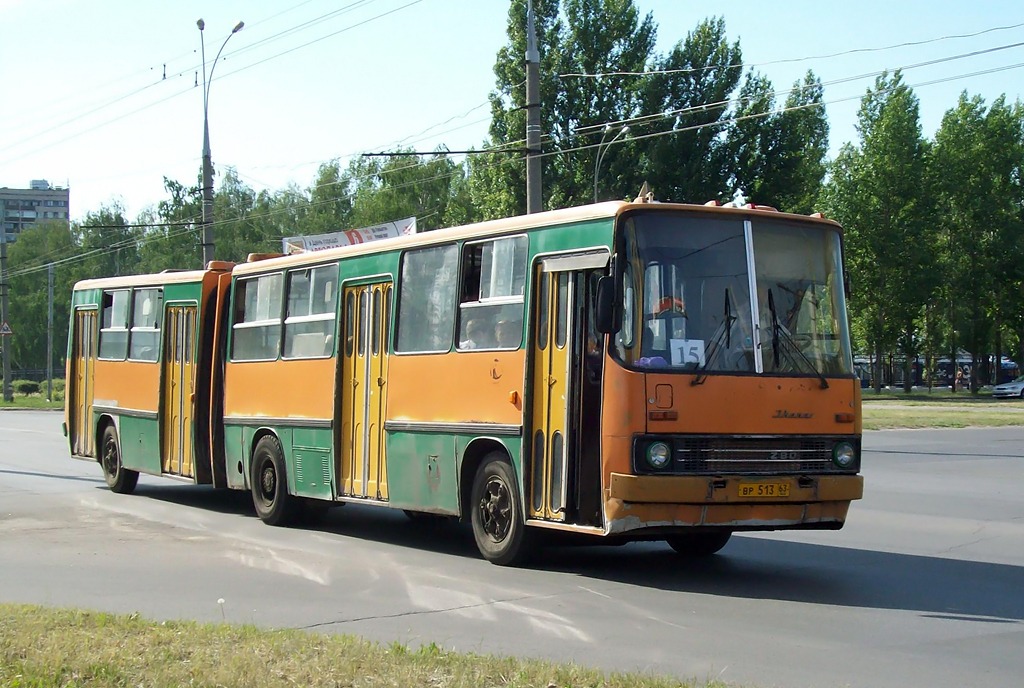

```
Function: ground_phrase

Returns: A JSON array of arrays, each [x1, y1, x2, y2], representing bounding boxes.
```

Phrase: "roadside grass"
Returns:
[[0, 394, 62, 410], [861, 388, 1024, 429], [860, 387, 1008, 404], [0, 604, 725, 688]]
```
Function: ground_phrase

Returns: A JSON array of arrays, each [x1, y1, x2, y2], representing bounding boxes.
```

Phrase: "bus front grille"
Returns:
[[671, 435, 852, 474]]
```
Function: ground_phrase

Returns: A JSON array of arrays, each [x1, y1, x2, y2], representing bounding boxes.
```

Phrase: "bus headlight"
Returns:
[[832, 441, 856, 469], [646, 441, 672, 470]]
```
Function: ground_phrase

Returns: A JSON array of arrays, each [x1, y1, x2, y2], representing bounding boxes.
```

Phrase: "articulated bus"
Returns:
[[65, 197, 863, 565]]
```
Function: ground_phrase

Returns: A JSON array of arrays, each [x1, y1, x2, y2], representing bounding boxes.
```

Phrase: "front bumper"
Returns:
[[605, 473, 863, 535]]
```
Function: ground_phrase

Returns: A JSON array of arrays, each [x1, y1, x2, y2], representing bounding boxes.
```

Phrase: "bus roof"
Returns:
[[72, 267, 215, 292], [231, 199, 841, 277]]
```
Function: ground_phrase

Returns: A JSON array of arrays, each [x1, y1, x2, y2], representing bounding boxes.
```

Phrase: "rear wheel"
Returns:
[[250, 435, 300, 526], [101, 425, 138, 494], [470, 455, 531, 566], [665, 532, 732, 556]]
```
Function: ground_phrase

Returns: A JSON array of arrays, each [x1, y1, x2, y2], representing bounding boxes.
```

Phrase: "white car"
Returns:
[[992, 375, 1024, 399]]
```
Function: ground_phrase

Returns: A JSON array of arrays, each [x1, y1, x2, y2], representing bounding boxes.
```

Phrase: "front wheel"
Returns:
[[470, 455, 531, 566], [665, 532, 732, 557], [250, 435, 300, 526], [101, 425, 138, 494]]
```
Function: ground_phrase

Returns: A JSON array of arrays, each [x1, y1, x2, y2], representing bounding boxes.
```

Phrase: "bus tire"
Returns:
[[101, 425, 138, 494], [665, 532, 732, 556], [470, 455, 531, 566], [250, 435, 300, 526]]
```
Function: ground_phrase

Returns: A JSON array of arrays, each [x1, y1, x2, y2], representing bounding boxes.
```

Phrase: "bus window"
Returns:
[[284, 265, 337, 359], [396, 244, 458, 353], [457, 236, 527, 351], [99, 290, 130, 360], [128, 288, 162, 361], [232, 273, 284, 361]]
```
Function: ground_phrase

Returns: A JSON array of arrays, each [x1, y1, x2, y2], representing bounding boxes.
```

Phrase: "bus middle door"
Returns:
[[161, 304, 197, 478], [340, 282, 392, 500]]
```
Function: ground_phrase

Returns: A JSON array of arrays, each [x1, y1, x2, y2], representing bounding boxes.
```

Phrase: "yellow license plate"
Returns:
[[738, 481, 790, 498]]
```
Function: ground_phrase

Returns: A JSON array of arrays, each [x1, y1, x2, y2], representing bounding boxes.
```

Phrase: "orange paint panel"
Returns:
[[643, 374, 862, 435], [92, 360, 161, 411], [224, 358, 336, 419], [387, 351, 525, 425]]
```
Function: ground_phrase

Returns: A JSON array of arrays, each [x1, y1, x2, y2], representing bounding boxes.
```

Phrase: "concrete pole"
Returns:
[[47, 262, 54, 402], [197, 19, 244, 267], [0, 228, 11, 402], [525, 0, 542, 214]]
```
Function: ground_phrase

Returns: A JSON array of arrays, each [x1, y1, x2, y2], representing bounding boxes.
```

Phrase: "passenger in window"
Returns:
[[495, 319, 521, 349], [460, 318, 491, 349]]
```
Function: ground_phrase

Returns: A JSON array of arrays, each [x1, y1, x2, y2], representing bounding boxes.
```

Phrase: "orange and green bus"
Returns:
[[66, 198, 863, 565]]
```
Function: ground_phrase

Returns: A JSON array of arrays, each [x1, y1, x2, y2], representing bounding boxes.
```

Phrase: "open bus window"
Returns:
[[456, 236, 526, 351], [98, 289, 130, 360], [283, 265, 337, 359], [232, 273, 284, 361], [128, 288, 162, 361]]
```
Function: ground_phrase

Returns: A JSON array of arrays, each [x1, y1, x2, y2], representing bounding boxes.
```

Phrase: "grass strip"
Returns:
[[0, 603, 725, 688]]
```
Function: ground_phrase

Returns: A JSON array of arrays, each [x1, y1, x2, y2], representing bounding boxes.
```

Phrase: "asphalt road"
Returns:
[[2, 411, 1022, 688]]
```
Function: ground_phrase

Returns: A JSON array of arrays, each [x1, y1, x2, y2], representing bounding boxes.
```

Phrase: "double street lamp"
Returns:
[[197, 18, 244, 267], [593, 123, 629, 202]]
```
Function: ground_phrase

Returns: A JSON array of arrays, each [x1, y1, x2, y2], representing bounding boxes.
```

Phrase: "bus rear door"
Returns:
[[70, 308, 98, 457]]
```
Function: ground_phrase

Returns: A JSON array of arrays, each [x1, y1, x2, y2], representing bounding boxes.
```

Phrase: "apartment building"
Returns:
[[1, 179, 70, 242]]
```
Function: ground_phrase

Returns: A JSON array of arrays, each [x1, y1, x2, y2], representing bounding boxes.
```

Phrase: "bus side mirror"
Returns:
[[595, 276, 618, 334], [844, 271, 852, 299]]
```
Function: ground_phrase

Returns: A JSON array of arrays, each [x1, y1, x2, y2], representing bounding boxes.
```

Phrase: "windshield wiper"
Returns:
[[692, 288, 735, 386], [766, 287, 829, 389]]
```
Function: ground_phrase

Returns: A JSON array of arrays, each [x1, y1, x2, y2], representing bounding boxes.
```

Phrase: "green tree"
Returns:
[[823, 72, 933, 392], [346, 151, 467, 231], [931, 93, 1024, 389], [76, 202, 140, 279], [5, 220, 78, 374], [472, 0, 655, 215], [773, 72, 829, 213], [137, 178, 201, 273], [639, 17, 742, 204]]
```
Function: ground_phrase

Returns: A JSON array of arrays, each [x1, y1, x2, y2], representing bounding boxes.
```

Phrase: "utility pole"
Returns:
[[47, 263, 54, 402], [525, 0, 542, 214], [0, 227, 11, 402], [197, 19, 244, 267]]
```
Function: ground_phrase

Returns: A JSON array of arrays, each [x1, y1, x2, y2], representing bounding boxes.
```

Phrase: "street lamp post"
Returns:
[[197, 18, 243, 267], [593, 124, 629, 202]]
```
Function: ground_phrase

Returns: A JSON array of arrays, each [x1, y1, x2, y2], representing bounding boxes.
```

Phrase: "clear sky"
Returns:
[[1, 0, 1022, 222]]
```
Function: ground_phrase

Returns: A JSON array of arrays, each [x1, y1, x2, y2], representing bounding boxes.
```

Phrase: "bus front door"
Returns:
[[529, 262, 605, 527], [340, 282, 392, 500], [161, 305, 197, 478], [70, 309, 98, 457], [529, 268, 575, 522]]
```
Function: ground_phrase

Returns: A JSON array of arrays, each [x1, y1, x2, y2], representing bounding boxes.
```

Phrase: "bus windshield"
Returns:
[[616, 211, 853, 377]]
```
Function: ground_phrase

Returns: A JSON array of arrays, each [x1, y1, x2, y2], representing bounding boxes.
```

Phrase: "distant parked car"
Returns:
[[992, 375, 1024, 399]]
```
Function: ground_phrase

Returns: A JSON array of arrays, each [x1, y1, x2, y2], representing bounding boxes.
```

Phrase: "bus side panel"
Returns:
[[119, 414, 162, 474], [223, 421, 247, 490], [92, 359, 161, 473], [386, 351, 525, 427], [385, 432, 459, 515], [292, 427, 333, 500], [223, 358, 335, 494]]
